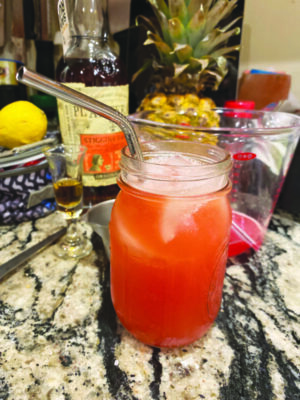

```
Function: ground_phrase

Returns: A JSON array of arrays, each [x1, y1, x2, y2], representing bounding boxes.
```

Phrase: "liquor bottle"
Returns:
[[56, 0, 129, 207]]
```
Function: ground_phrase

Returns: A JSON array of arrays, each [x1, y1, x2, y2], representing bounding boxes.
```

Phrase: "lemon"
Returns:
[[0, 100, 48, 149]]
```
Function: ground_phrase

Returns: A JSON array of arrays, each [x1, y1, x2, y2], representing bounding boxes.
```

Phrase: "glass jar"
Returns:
[[109, 141, 232, 348]]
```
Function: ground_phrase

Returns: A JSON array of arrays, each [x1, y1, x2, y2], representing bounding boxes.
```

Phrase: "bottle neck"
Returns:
[[65, 35, 119, 59], [66, 0, 119, 56], [72, 0, 106, 38]]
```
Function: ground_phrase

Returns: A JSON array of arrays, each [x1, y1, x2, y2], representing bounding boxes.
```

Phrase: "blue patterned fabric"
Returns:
[[0, 167, 56, 225]]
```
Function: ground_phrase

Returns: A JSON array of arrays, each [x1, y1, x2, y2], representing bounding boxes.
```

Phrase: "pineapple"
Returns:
[[133, 0, 241, 141]]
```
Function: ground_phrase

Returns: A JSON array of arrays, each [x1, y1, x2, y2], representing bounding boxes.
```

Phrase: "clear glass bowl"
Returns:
[[129, 108, 300, 257]]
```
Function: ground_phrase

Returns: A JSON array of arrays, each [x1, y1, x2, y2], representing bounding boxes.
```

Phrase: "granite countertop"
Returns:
[[0, 210, 299, 400]]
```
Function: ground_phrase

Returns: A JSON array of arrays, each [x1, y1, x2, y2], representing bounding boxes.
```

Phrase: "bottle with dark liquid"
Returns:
[[56, 0, 128, 207]]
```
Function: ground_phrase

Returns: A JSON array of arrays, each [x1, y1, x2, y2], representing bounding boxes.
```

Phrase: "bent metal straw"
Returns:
[[16, 66, 143, 161]]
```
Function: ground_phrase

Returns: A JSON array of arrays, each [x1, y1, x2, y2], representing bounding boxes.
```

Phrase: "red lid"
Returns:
[[224, 100, 255, 118], [224, 100, 255, 109]]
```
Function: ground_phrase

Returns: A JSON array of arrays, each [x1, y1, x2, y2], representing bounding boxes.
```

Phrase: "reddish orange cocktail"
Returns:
[[110, 141, 232, 347]]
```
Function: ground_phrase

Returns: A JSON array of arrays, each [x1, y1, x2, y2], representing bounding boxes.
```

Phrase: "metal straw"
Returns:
[[16, 66, 143, 161]]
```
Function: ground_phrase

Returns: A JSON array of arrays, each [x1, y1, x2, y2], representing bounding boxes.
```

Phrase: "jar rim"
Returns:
[[118, 175, 232, 200], [120, 141, 232, 182]]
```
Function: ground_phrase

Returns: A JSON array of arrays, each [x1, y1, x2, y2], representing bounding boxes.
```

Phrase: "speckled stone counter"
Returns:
[[0, 211, 299, 400]]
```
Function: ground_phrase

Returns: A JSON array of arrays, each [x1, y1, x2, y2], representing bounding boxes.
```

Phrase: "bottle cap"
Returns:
[[224, 100, 255, 109], [224, 100, 255, 118]]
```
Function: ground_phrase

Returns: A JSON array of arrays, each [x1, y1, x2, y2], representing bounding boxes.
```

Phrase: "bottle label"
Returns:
[[0, 60, 18, 85], [57, 83, 129, 187], [57, 0, 71, 54]]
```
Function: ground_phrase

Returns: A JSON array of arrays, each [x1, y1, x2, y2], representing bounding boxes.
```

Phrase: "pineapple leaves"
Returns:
[[220, 16, 242, 33], [194, 26, 240, 58], [144, 32, 176, 65], [204, 0, 238, 36], [136, 15, 160, 35], [187, 0, 203, 16], [205, 71, 225, 90], [202, 0, 215, 13], [135, 0, 242, 94], [211, 44, 240, 58], [189, 57, 209, 70], [172, 43, 193, 63], [187, 0, 214, 16], [169, 0, 189, 25], [187, 8, 206, 48], [144, 32, 172, 54], [148, 0, 170, 18], [168, 18, 188, 44], [173, 63, 190, 78], [143, 7, 172, 44], [215, 56, 228, 74]]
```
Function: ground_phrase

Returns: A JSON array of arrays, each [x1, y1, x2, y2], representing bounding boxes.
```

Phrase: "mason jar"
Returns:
[[109, 141, 232, 348]]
